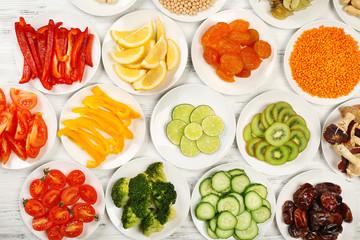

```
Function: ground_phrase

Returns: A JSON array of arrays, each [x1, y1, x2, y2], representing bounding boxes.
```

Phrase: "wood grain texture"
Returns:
[[0, 0, 360, 239]]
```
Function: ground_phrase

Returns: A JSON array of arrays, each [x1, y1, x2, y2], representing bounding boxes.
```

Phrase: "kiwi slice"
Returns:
[[291, 124, 310, 141], [245, 137, 263, 157], [264, 145, 290, 165], [265, 103, 276, 126], [254, 141, 269, 161], [272, 102, 293, 122], [243, 123, 257, 142], [286, 115, 307, 128], [261, 111, 270, 129], [289, 130, 308, 152], [264, 122, 291, 146], [251, 113, 266, 138], [284, 140, 299, 161], [277, 108, 296, 123]]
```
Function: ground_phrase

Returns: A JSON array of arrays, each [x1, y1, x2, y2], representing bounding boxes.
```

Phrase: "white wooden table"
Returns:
[[0, 0, 360, 239]]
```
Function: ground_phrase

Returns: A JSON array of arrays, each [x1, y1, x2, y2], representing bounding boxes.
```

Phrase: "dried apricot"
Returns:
[[216, 68, 235, 82], [203, 46, 220, 66], [215, 37, 242, 56], [229, 31, 251, 45], [201, 22, 231, 48], [253, 40, 272, 59], [244, 29, 259, 46], [235, 68, 251, 78], [220, 54, 244, 75], [241, 47, 262, 71], [229, 19, 250, 32]]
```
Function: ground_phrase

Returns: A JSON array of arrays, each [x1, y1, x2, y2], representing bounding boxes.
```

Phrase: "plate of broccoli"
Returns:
[[105, 157, 191, 239]]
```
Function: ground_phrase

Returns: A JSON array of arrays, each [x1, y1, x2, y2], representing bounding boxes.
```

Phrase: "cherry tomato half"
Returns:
[[48, 205, 70, 225], [10, 88, 38, 110], [79, 185, 97, 205], [42, 189, 61, 209], [24, 199, 46, 217], [32, 214, 52, 231], [66, 170, 85, 187], [61, 186, 80, 206], [73, 203, 96, 223], [45, 169, 66, 190], [29, 179, 48, 199], [47, 224, 63, 240], [0, 88, 6, 112], [28, 113, 47, 148], [60, 218, 84, 238]]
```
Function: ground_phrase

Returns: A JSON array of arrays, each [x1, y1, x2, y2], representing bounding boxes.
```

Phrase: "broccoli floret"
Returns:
[[111, 177, 130, 208], [142, 209, 164, 237], [129, 198, 151, 219], [152, 181, 177, 224], [121, 204, 142, 229], [129, 173, 152, 201], [145, 162, 167, 182]]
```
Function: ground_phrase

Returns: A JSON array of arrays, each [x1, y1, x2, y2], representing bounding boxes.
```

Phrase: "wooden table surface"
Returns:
[[0, 0, 360, 239]]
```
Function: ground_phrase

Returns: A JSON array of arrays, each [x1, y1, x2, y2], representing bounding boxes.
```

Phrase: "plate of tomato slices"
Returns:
[[20, 160, 105, 240], [0, 84, 57, 169], [14, 11, 101, 95]]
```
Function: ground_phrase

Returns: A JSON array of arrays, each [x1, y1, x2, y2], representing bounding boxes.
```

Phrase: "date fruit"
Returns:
[[283, 200, 296, 225]]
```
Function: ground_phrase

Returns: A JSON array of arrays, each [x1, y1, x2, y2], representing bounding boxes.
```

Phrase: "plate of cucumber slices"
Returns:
[[150, 84, 236, 170], [236, 90, 320, 176], [191, 163, 276, 240]]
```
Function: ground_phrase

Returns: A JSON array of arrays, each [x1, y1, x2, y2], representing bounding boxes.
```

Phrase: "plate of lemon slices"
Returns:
[[102, 10, 188, 95]]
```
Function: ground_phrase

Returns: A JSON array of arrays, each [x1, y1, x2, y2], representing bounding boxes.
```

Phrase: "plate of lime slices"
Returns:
[[150, 84, 236, 170]]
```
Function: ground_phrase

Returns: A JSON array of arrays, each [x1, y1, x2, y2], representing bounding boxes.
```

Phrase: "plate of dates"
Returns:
[[276, 169, 358, 240]]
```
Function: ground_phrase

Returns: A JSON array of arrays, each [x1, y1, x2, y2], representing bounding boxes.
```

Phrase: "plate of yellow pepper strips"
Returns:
[[58, 84, 145, 169]]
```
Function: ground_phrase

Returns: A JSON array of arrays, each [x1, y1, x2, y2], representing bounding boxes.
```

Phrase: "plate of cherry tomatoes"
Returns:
[[20, 160, 105, 240], [0, 84, 57, 169], [191, 9, 277, 95]]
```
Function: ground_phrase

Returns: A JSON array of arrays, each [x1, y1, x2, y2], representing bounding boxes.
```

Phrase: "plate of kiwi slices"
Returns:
[[236, 90, 320, 176]]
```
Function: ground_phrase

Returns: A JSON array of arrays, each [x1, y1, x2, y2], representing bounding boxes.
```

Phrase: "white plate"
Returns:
[[70, 0, 136, 17], [14, 11, 101, 95], [190, 162, 276, 240], [105, 157, 191, 240], [102, 10, 188, 96], [150, 84, 236, 170], [250, 0, 329, 29], [276, 169, 359, 240], [151, 0, 227, 22], [0, 84, 57, 170], [191, 10, 277, 96], [236, 90, 321, 176], [322, 98, 360, 183], [284, 20, 360, 105], [20, 160, 105, 240], [59, 84, 146, 169], [333, 0, 360, 32]]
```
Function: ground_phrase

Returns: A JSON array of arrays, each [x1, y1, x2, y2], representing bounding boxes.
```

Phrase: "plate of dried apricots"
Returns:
[[191, 10, 277, 95]]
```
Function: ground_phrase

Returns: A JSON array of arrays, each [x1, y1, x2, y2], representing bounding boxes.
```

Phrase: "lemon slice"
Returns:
[[141, 35, 168, 69], [123, 40, 155, 69], [118, 21, 154, 48], [156, 16, 166, 42], [114, 64, 147, 83], [111, 30, 135, 42], [110, 46, 145, 64], [115, 45, 127, 52], [166, 39, 180, 71], [132, 60, 167, 90]]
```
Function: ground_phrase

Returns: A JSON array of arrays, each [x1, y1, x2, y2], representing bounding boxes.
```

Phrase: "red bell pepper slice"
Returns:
[[24, 24, 42, 76], [51, 52, 62, 79], [40, 19, 55, 90], [19, 60, 32, 84], [55, 28, 69, 62], [85, 34, 94, 67], [64, 28, 80, 82], [74, 32, 88, 83], [71, 28, 87, 68], [36, 31, 47, 67]]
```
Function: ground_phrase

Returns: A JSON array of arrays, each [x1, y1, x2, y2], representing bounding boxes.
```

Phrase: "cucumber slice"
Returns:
[[244, 183, 268, 199], [262, 199, 271, 210], [202, 115, 224, 136], [166, 120, 186, 145], [190, 105, 215, 123], [195, 202, 216, 221], [231, 174, 250, 194], [235, 210, 251, 231], [234, 220, 258, 240], [206, 223, 219, 239], [251, 206, 271, 223], [228, 193, 245, 215], [215, 227, 234, 239], [180, 135, 200, 157], [202, 193, 220, 212], [209, 216, 218, 232], [217, 195, 240, 216], [217, 211, 237, 230], [196, 134, 220, 154], [228, 168, 246, 176], [244, 191, 263, 211], [211, 171, 231, 192], [171, 104, 195, 124], [199, 178, 213, 197]]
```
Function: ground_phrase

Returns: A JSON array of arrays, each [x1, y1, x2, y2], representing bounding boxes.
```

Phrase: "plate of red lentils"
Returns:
[[152, 0, 228, 22], [284, 19, 360, 105]]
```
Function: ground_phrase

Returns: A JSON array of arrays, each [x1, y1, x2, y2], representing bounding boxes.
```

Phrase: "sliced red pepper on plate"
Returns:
[[0, 133, 11, 164], [64, 28, 80, 82], [85, 34, 94, 67], [55, 28, 69, 62], [20, 60, 32, 84], [15, 110, 29, 140], [74, 33, 88, 83], [36, 31, 47, 69], [6, 133, 27, 161], [40, 19, 55, 90], [71, 28, 87, 68], [51, 52, 62, 79], [24, 24, 42, 76]]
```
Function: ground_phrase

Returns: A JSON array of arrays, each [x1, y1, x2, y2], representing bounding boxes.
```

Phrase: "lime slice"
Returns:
[[184, 123, 203, 140], [190, 105, 215, 123], [171, 104, 195, 124], [202, 115, 224, 136], [166, 120, 187, 145], [196, 134, 220, 154], [180, 135, 200, 157]]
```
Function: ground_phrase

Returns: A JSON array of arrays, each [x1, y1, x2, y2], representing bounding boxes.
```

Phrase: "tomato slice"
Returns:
[[66, 170, 85, 187], [73, 203, 96, 223], [79, 184, 97, 205], [61, 186, 80, 205], [42, 189, 61, 209], [24, 198, 46, 217], [32, 214, 52, 231], [0, 111, 12, 135], [0, 133, 11, 164], [29, 179, 48, 199], [5, 104, 18, 134], [45, 169, 67, 190], [0, 88, 6, 112], [48, 205, 71, 225], [6, 133, 27, 160], [10, 88, 38, 110], [15, 110, 28, 140], [60, 218, 83, 238], [47, 224, 64, 240], [28, 113, 47, 148]]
